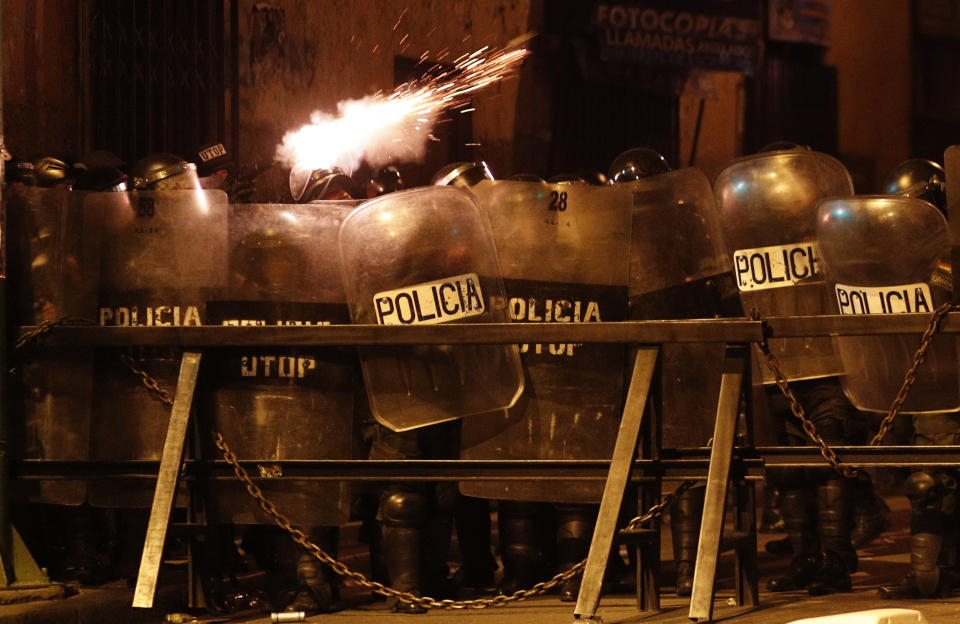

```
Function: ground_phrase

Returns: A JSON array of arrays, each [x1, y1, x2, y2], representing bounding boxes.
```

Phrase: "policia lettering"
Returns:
[[733, 242, 822, 291], [99, 305, 201, 326], [835, 283, 932, 316], [374, 273, 485, 326], [509, 296, 601, 357]]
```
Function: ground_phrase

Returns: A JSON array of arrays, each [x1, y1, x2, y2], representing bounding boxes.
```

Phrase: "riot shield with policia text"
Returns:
[[6, 186, 101, 505], [338, 186, 524, 432], [817, 196, 959, 414], [713, 149, 854, 383], [87, 190, 229, 507], [624, 167, 742, 448], [460, 180, 633, 503], [202, 201, 360, 526]]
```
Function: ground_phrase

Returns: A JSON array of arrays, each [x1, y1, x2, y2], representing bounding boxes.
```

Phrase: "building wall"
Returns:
[[0, 0, 913, 190], [237, 0, 533, 197], [2, 0, 81, 160], [826, 0, 911, 190]]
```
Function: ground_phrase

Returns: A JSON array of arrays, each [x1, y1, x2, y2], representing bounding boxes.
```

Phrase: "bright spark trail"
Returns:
[[275, 37, 531, 174]]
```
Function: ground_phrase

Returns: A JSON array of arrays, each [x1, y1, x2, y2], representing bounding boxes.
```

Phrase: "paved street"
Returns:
[[5, 494, 960, 624]]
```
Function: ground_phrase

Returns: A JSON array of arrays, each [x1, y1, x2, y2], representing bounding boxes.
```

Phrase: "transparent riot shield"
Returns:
[[6, 186, 101, 505], [625, 168, 742, 448], [87, 190, 228, 507], [460, 180, 633, 503], [338, 186, 523, 432], [817, 196, 959, 413], [714, 149, 854, 383], [202, 201, 360, 526]]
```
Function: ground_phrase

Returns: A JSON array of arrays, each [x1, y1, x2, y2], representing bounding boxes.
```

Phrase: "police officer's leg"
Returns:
[[879, 469, 957, 598], [422, 481, 457, 597], [380, 485, 429, 613], [670, 484, 705, 596], [455, 494, 498, 592], [800, 380, 858, 595], [765, 386, 819, 591], [846, 408, 891, 549], [555, 502, 595, 602], [498, 500, 544, 595], [288, 526, 339, 613], [851, 470, 891, 549], [766, 474, 819, 591], [370, 425, 429, 612], [807, 477, 855, 595], [880, 413, 960, 598]]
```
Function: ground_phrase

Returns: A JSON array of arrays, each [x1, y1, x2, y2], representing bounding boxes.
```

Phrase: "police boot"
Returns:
[[851, 471, 891, 549], [555, 503, 594, 602], [670, 485, 705, 596], [766, 488, 819, 591], [286, 527, 338, 613], [807, 479, 856, 596], [498, 501, 542, 595], [380, 488, 428, 613], [879, 471, 957, 599], [454, 494, 498, 594]]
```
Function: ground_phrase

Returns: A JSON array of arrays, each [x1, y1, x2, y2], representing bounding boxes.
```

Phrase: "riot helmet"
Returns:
[[289, 163, 354, 202], [365, 165, 404, 198], [130, 153, 200, 190], [194, 142, 231, 178], [546, 173, 587, 185], [431, 161, 494, 188], [73, 166, 128, 192], [882, 158, 946, 213], [608, 148, 671, 183], [34, 156, 84, 188], [506, 173, 545, 183]]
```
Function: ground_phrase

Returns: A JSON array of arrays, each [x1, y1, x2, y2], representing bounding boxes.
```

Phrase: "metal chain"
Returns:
[[212, 430, 582, 610], [112, 352, 700, 609], [14, 318, 97, 351], [11, 317, 764, 608], [121, 357, 692, 608], [754, 302, 960, 477], [121, 354, 176, 407], [869, 302, 959, 446], [11, 318, 97, 375], [624, 479, 699, 531], [753, 330, 858, 478]]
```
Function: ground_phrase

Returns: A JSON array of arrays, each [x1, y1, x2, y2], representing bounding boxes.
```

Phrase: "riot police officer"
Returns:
[[878, 159, 958, 598], [714, 146, 861, 596]]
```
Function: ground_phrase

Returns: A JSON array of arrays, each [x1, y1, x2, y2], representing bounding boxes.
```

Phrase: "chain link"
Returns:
[[121, 354, 176, 407], [11, 318, 97, 375], [112, 354, 697, 609], [116, 356, 589, 608], [211, 430, 586, 610], [753, 329, 858, 479], [624, 479, 699, 531], [755, 303, 960, 477], [869, 302, 958, 446]]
